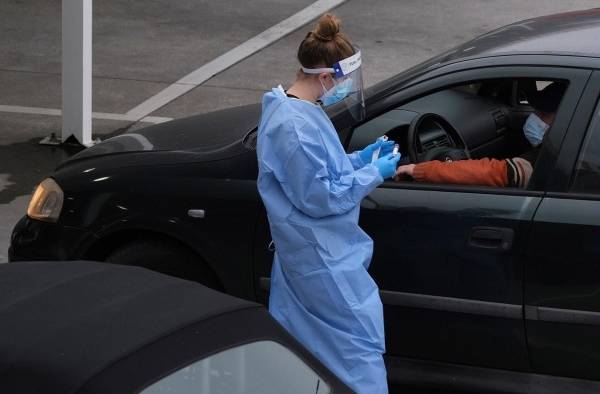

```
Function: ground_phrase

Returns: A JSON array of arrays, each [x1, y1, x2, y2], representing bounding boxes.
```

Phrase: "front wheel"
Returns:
[[105, 238, 221, 290]]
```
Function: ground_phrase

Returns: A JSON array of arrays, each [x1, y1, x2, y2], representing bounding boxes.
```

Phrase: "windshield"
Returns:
[[364, 50, 452, 103]]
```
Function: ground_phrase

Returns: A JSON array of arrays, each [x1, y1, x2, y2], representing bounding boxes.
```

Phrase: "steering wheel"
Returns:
[[406, 113, 470, 163]]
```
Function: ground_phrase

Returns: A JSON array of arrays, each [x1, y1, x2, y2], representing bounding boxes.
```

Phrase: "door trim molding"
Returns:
[[380, 290, 522, 319], [259, 277, 522, 319], [526, 305, 600, 325]]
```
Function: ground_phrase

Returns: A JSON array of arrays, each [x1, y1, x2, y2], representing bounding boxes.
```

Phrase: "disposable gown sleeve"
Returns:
[[278, 125, 383, 218], [347, 151, 366, 170]]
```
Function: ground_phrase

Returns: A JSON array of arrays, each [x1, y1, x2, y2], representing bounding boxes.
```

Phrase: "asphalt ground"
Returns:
[[2, 1, 600, 392]]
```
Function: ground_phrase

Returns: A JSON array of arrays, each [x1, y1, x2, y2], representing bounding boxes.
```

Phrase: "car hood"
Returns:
[[68, 104, 261, 161]]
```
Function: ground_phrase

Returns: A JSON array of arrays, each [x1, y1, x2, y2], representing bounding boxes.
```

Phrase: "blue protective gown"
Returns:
[[257, 86, 388, 394]]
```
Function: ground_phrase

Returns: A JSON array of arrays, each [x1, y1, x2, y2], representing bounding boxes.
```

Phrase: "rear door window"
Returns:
[[572, 104, 600, 194], [139, 340, 331, 394]]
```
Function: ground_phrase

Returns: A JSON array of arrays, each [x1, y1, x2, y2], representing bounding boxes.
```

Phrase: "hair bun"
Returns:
[[297, 12, 354, 69], [312, 13, 340, 42]]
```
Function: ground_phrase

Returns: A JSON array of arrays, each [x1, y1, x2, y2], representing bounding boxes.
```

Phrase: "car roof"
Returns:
[[439, 9, 600, 63], [366, 9, 600, 104], [0, 261, 261, 393]]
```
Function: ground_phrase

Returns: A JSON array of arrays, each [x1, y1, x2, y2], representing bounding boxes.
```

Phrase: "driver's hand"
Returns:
[[394, 164, 416, 181]]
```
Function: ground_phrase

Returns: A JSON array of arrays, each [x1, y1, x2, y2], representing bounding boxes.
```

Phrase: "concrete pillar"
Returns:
[[61, 0, 93, 146]]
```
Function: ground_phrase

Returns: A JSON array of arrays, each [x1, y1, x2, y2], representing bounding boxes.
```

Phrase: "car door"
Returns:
[[524, 70, 600, 380], [347, 65, 590, 371]]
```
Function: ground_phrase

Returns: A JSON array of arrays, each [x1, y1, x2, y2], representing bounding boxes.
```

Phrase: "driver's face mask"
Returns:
[[319, 77, 353, 107], [523, 113, 549, 147]]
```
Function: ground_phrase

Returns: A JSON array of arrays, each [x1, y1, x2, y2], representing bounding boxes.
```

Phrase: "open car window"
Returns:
[[139, 340, 331, 394], [517, 80, 555, 106], [349, 77, 569, 192]]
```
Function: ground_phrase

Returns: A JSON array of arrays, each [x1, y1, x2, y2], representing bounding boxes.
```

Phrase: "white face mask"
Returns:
[[523, 113, 550, 147]]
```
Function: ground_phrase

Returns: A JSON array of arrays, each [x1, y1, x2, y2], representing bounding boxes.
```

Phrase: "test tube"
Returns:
[[371, 135, 388, 162], [393, 144, 399, 156]]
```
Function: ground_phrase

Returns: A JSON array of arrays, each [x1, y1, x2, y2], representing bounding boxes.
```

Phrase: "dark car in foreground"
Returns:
[[0, 261, 349, 394], [9, 9, 600, 394]]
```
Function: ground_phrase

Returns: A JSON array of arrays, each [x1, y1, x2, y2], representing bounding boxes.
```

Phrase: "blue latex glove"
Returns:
[[358, 138, 395, 165], [379, 140, 396, 157], [373, 152, 401, 179]]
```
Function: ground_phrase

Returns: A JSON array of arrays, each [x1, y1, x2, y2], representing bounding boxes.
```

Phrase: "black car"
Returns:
[[0, 261, 350, 394], [9, 9, 600, 393]]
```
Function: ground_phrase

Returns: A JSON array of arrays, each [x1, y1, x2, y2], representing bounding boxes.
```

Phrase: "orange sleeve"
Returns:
[[412, 158, 509, 187]]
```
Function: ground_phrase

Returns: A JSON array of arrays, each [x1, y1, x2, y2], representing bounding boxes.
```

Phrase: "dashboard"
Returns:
[[349, 88, 512, 164]]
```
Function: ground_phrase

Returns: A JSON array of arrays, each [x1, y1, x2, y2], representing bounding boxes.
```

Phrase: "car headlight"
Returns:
[[27, 178, 64, 222]]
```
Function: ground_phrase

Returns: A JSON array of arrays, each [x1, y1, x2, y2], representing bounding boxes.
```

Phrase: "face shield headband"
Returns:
[[301, 50, 365, 120]]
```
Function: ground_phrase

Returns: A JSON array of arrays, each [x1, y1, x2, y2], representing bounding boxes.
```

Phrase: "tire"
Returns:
[[105, 238, 221, 290]]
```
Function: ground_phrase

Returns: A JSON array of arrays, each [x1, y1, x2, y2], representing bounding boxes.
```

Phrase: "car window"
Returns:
[[571, 104, 600, 194], [349, 77, 568, 191], [453, 83, 482, 96], [517, 80, 554, 105], [139, 340, 331, 394]]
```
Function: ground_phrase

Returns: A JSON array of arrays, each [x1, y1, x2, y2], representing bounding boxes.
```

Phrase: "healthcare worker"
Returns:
[[256, 13, 400, 394]]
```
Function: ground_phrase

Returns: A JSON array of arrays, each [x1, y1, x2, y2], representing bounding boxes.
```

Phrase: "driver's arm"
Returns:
[[395, 157, 532, 188]]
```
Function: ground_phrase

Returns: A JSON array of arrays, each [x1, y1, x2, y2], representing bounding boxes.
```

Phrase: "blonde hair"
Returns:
[[297, 13, 355, 70]]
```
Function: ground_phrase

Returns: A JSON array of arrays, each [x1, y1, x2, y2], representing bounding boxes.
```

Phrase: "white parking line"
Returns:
[[1, 0, 346, 127], [0, 105, 61, 117], [125, 0, 347, 119], [0, 105, 172, 124]]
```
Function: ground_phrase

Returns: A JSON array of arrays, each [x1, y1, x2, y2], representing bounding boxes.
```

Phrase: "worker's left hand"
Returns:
[[358, 138, 395, 164]]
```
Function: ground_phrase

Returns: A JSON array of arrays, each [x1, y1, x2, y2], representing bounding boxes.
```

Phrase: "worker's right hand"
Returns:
[[373, 153, 401, 179]]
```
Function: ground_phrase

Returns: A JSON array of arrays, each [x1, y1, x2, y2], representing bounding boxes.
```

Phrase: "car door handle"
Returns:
[[468, 226, 514, 251], [187, 209, 205, 219]]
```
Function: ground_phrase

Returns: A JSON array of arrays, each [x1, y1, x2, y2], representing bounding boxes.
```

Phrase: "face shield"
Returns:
[[301, 49, 365, 121]]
